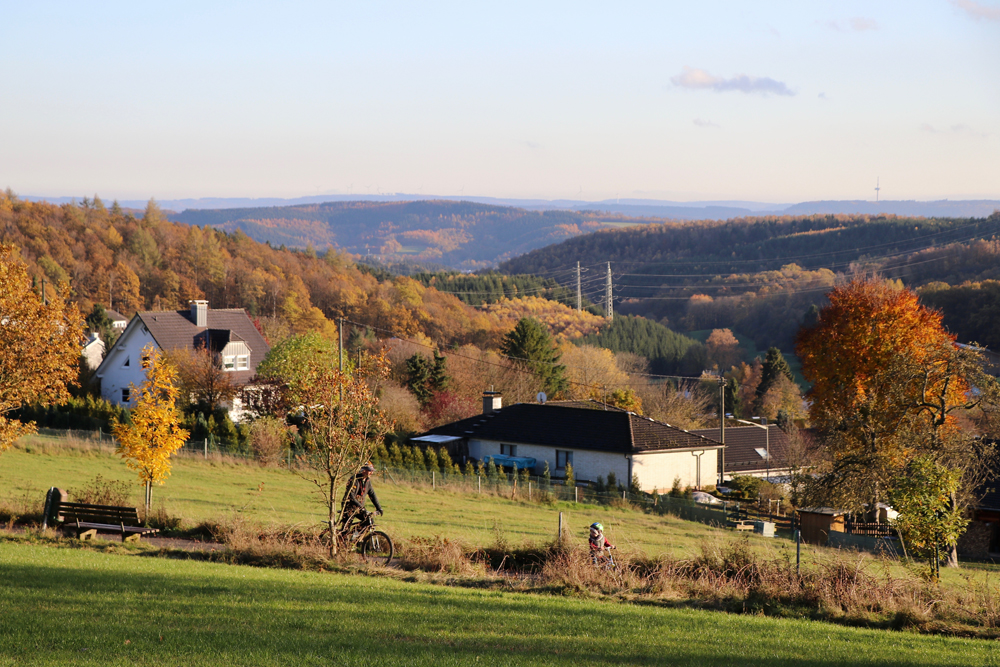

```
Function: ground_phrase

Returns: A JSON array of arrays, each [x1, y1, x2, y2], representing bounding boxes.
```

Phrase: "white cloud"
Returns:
[[671, 67, 795, 96], [849, 17, 879, 31], [921, 123, 989, 138], [693, 118, 720, 128], [822, 17, 880, 31], [951, 0, 1000, 21]]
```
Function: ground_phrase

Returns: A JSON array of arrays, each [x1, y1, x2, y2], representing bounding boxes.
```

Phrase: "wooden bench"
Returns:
[[731, 520, 756, 532], [56, 502, 159, 543]]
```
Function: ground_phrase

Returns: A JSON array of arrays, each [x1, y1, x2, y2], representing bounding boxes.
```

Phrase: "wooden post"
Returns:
[[558, 511, 563, 542], [574, 486, 578, 503], [432, 471, 436, 490], [796, 528, 801, 577], [204, 438, 208, 459], [528, 481, 532, 501], [478, 476, 481, 494]]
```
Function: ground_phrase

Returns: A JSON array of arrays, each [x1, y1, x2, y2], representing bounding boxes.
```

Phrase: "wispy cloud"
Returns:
[[521, 140, 541, 150], [693, 118, 720, 128], [671, 67, 795, 96], [818, 92, 829, 100], [920, 123, 989, 138], [821, 17, 880, 31], [951, 0, 1000, 21]]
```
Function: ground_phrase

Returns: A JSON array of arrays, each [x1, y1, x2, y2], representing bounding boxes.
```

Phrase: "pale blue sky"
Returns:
[[2, 1, 997, 202]]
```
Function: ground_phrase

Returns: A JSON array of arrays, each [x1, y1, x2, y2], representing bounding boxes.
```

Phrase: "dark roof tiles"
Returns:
[[136, 308, 269, 384], [419, 403, 723, 454]]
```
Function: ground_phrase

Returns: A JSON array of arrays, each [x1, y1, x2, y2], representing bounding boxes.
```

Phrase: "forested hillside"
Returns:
[[499, 212, 1000, 351], [171, 200, 645, 270], [0, 192, 601, 349]]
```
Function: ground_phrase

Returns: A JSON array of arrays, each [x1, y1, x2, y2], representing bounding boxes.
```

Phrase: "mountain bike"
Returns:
[[320, 510, 394, 566], [591, 547, 617, 571]]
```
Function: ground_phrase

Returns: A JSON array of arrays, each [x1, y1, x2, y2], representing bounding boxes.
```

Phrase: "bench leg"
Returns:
[[78, 529, 97, 540]]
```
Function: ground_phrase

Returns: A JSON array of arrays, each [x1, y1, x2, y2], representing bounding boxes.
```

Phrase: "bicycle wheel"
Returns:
[[360, 530, 394, 566]]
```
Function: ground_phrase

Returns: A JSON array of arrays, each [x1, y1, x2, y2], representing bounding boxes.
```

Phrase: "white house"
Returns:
[[412, 394, 724, 492], [105, 308, 129, 330], [81, 332, 105, 371], [92, 300, 269, 419]]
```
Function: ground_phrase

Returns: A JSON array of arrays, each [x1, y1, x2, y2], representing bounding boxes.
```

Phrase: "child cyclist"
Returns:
[[589, 522, 615, 565]]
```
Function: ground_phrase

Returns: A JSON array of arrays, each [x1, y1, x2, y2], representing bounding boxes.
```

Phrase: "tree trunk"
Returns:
[[944, 543, 960, 568], [144, 480, 151, 523]]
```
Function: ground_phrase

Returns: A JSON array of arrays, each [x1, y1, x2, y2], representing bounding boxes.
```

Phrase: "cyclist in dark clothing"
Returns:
[[340, 463, 383, 528]]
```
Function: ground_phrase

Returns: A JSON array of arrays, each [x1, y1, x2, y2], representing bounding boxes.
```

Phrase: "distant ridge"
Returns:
[[21, 193, 1000, 220]]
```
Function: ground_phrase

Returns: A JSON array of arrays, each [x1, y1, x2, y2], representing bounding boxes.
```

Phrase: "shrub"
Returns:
[[248, 416, 290, 465], [71, 475, 133, 506]]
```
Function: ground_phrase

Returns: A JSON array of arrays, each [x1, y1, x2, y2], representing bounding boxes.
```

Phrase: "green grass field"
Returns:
[[0, 435, 751, 556], [3, 539, 1000, 667], [1, 434, 994, 592]]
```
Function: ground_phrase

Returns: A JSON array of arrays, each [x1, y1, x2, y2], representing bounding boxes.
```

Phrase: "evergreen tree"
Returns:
[[430, 351, 449, 392], [500, 317, 568, 396], [405, 353, 432, 404], [725, 376, 742, 418], [758, 347, 794, 400]]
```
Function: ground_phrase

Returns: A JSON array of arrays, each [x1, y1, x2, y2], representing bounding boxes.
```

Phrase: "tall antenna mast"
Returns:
[[605, 262, 613, 320], [875, 177, 881, 203], [576, 261, 582, 312]]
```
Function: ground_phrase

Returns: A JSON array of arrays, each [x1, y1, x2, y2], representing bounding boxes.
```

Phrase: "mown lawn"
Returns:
[[1, 435, 993, 592], [0, 437, 764, 556], [2, 540, 1000, 667]]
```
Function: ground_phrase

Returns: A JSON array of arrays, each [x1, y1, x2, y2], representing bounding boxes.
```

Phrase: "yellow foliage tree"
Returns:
[[0, 243, 84, 453], [113, 343, 190, 515]]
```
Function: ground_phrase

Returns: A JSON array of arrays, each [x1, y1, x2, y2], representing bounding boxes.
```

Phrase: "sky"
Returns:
[[1, 1, 998, 203]]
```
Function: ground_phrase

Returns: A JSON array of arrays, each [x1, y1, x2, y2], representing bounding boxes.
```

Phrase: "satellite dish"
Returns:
[[537, 392, 547, 404]]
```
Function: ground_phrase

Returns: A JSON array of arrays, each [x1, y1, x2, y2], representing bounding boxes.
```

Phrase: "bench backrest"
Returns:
[[57, 502, 142, 526]]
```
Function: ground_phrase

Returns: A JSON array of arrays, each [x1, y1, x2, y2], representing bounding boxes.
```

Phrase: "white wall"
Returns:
[[470, 439, 630, 483], [633, 449, 719, 492], [96, 321, 158, 407]]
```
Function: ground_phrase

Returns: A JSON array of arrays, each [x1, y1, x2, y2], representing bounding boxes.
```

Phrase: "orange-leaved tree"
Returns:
[[113, 343, 190, 516], [0, 243, 83, 453], [797, 277, 992, 563], [797, 279, 951, 500]]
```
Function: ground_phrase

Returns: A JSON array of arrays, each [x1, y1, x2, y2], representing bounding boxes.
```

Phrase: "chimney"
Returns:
[[482, 391, 502, 414], [190, 300, 208, 327]]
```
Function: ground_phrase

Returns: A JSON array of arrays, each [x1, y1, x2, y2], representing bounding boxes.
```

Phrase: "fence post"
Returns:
[[623, 489, 626, 500], [432, 471, 436, 490], [204, 438, 208, 459], [558, 511, 563, 542], [574, 486, 578, 503], [795, 528, 801, 577], [478, 475, 481, 494], [528, 480, 532, 500]]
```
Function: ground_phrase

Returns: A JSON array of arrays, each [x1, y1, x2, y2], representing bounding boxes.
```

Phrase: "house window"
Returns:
[[122, 357, 130, 367], [223, 355, 235, 370], [121, 388, 130, 403], [556, 450, 573, 471], [500, 444, 517, 456], [235, 355, 249, 371]]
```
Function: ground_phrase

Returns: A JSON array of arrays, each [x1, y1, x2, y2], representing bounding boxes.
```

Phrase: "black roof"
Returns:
[[417, 403, 723, 454], [689, 425, 790, 474]]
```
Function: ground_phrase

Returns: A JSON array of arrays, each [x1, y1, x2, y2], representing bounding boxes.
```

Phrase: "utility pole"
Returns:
[[338, 317, 344, 406], [605, 262, 613, 320], [719, 377, 726, 486], [576, 261, 582, 312]]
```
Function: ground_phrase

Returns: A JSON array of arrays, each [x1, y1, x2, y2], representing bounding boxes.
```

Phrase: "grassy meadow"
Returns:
[[0, 433, 760, 556], [4, 538, 1000, 667]]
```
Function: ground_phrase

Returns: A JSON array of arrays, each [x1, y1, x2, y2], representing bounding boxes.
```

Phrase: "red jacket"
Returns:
[[589, 532, 612, 551]]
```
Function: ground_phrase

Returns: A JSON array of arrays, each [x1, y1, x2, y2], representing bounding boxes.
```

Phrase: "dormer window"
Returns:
[[235, 355, 249, 371], [223, 355, 235, 370]]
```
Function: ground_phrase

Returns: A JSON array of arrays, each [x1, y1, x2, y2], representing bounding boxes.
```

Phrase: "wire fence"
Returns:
[[26, 427, 796, 536]]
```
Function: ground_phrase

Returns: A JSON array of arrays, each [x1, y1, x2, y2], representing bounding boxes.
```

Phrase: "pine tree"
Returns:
[[757, 347, 794, 402], [405, 353, 432, 404], [500, 317, 568, 396]]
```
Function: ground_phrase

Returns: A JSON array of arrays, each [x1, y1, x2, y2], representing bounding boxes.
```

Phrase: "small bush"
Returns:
[[71, 475, 133, 506]]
